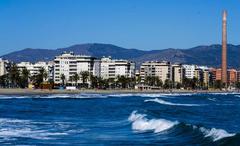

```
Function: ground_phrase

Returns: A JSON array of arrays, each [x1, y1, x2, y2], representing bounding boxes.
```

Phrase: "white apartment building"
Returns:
[[17, 61, 54, 81], [0, 58, 8, 76], [140, 61, 172, 84], [54, 52, 96, 84], [183, 65, 196, 79], [100, 57, 135, 79]]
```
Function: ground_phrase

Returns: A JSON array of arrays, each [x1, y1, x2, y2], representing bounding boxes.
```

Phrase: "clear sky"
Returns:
[[0, 0, 239, 55]]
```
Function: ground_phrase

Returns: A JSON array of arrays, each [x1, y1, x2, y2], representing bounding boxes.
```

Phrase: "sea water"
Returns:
[[0, 93, 239, 145]]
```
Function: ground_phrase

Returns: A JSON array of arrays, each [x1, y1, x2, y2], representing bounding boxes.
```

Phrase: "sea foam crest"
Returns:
[[0, 118, 84, 140], [199, 127, 235, 141], [144, 98, 202, 106], [108, 93, 169, 98], [128, 111, 178, 133]]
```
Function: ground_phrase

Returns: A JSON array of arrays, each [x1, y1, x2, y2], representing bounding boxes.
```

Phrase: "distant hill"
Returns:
[[1, 43, 240, 68]]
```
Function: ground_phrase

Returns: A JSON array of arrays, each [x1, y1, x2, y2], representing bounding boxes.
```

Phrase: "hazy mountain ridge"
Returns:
[[1, 43, 240, 68]]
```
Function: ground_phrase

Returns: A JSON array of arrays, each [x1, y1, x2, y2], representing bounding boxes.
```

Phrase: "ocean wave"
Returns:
[[209, 92, 240, 95], [109, 93, 195, 98], [0, 94, 109, 99], [128, 111, 236, 142], [108, 93, 170, 98], [234, 95, 240, 98], [144, 98, 203, 106], [128, 111, 178, 133], [0, 96, 30, 99], [0, 93, 196, 99], [198, 126, 236, 141], [43, 94, 109, 99], [208, 98, 216, 101], [0, 118, 85, 140]]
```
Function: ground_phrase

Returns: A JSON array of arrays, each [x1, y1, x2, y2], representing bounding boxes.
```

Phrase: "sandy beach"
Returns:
[[0, 88, 232, 95]]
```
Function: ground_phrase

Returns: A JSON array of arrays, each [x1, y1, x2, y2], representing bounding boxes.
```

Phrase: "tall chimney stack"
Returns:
[[222, 10, 227, 85]]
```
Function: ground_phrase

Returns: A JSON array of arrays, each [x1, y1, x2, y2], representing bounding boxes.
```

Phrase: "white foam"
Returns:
[[234, 95, 240, 98], [144, 98, 203, 106], [199, 127, 235, 141], [0, 94, 110, 99], [0, 118, 84, 140], [42, 95, 71, 98], [0, 93, 195, 99], [128, 111, 178, 133], [0, 128, 67, 140], [208, 98, 216, 101], [108, 93, 160, 98], [0, 96, 29, 99], [209, 92, 240, 95], [109, 93, 195, 98]]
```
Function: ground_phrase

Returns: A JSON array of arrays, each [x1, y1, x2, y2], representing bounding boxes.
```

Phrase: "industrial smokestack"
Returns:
[[222, 10, 227, 85]]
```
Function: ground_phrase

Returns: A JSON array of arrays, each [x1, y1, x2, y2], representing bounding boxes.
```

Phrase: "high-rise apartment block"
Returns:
[[53, 52, 135, 84], [100, 57, 135, 79], [53, 52, 96, 84]]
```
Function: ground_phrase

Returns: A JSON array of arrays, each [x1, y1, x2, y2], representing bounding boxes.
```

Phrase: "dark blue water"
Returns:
[[0, 93, 240, 145]]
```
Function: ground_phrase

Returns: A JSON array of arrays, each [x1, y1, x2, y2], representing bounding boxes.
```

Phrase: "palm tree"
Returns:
[[163, 79, 173, 89], [80, 71, 89, 83], [117, 75, 129, 89], [73, 73, 79, 86], [69, 76, 74, 86], [80, 71, 90, 88], [32, 67, 46, 88], [60, 74, 65, 86], [20, 67, 30, 88], [156, 78, 163, 88], [0, 74, 8, 88], [8, 63, 20, 88], [90, 74, 98, 89]]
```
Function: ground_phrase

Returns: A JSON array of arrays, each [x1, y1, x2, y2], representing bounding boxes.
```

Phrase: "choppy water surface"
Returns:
[[0, 93, 240, 145]]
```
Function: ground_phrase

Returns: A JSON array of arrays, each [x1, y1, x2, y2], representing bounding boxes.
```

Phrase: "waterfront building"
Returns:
[[140, 61, 171, 84], [192, 66, 210, 87], [100, 57, 135, 79], [17, 61, 54, 81], [210, 68, 222, 81], [172, 64, 184, 84], [0, 58, 8, 76], [203, 70, 210, 87], [54, 52, 96, 84], [182, 65, 196, 79], [227, 69, 237, 84], [237, 71, 240, 82]]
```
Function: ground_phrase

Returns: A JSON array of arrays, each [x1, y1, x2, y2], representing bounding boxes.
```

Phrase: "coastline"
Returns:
[[0, 88, 236, 95]]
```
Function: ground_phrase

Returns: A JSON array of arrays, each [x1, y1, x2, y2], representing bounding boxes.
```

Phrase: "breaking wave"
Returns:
[[128, 111, 236, 142], [198, 126, 235, 141], [128, 111, 178, 133], [144, 98, 203, 106]]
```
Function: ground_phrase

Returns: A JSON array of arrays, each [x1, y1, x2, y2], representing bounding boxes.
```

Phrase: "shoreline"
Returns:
[[0, 88, 238, 95]]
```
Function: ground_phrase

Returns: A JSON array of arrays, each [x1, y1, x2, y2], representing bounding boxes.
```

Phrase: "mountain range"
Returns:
[[1, 43, 240, 68]]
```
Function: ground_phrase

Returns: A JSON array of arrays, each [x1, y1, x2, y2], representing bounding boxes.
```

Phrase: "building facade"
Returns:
[[17, 61, 54, 81], [100, 57, 135, 79], [0, 58, 8, 76], [210, 68, 222, 81], [172, 64, 184, 84], [140, 61, 172, 84], [183, 65, 196, 79], [54, 52, 96, 84], [227, 69, 237, 84]]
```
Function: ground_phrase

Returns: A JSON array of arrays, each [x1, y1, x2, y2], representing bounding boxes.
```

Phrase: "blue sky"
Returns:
[[0, 0, 239, 55]]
